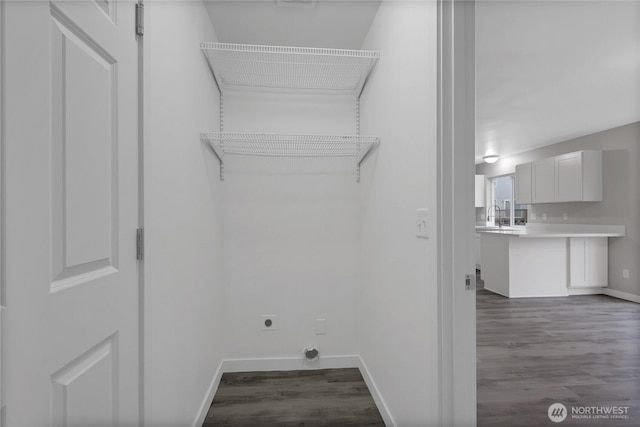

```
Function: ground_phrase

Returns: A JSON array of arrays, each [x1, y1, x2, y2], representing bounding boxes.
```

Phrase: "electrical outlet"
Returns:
[[531, 213, 537, 220], [542, 213, 548, 221], [480, 213, 486, 220], [623, 269, 630, 279], [261, 314, 277, 331], [563, 213, 568, 220], [316, 318, 326, 335]]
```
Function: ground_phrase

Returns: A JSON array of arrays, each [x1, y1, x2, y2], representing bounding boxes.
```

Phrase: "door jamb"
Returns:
[[437, 0, 477, 425], [0, 0, 6, 421], [137, 1, 146, 425]]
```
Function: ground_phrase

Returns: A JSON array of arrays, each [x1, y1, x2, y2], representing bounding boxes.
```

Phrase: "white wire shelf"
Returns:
[[200, 43, 379, 96], [200, 132, 380, 181]]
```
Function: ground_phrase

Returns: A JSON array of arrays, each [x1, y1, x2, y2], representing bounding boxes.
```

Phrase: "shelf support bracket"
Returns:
[[211, 141, 224, 181], [201, 135, 225, 181]]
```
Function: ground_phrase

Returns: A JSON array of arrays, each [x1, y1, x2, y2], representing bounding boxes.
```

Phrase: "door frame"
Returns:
[[437, 0, 477, 425], [0, 0, 477, 424], [0, 0, 5, 419], [136, 1, 146, 425]]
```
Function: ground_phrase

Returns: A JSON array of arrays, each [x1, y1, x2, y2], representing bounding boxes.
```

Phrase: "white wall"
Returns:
[[143, 2, 442, 424], [359, 1, 440, 424], [145, 1, 225, 425], [222, 90, 361, 359], [477, 121, 640, 297]]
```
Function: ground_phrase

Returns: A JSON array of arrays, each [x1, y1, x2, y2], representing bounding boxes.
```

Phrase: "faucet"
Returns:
[[487, 205, 502, 228]]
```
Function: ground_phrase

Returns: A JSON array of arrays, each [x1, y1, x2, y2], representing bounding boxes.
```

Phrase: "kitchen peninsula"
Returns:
[[478, 224, 625, 298]]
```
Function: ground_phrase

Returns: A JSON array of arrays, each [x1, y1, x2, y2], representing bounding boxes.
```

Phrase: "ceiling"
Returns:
[[476, 0, 640, 164], [203, 1, 639, 164], [204, 0, 381, 50]]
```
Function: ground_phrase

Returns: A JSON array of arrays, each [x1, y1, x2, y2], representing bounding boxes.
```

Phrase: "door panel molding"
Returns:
[[50, 3, 120, 293], [93, 0, 117, 24], [51, 334, 119, 427]]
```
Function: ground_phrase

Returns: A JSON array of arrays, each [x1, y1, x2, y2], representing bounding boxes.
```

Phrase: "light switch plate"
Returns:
[[416, 208, 429, 239]]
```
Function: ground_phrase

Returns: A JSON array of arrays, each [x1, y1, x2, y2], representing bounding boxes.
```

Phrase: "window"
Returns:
[[489, 175, 528, 226]]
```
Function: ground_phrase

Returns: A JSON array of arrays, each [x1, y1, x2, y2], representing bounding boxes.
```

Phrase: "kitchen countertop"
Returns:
[[475, 224, 626, 238]]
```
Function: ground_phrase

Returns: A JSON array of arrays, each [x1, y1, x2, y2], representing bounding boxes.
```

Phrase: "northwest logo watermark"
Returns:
[[548, 403, 630, 422], [548, 403, 567, 423]]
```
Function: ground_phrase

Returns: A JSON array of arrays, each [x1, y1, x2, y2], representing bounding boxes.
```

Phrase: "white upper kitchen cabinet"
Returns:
[[532, 157, 556, 203], [515, 163, 532, 204], [527, 150, 602, 204], [475, 175, 486, 207], [555, 151, 583, 201], [556, 150, 602, 202]]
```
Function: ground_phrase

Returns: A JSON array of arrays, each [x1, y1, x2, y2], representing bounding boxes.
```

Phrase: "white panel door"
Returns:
[[556, 151, 583, 202], [4, 1, 140, 425], [532, 157, 555, 203]]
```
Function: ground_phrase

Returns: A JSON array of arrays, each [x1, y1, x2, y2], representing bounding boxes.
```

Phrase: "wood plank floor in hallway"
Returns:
[[477, 289, 640, 426], [203, 368, 385, 426]]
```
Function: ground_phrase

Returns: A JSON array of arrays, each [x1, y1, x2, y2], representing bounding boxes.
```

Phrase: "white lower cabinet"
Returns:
[[475, 233, 482, 268], [569, 237, 608, 288]]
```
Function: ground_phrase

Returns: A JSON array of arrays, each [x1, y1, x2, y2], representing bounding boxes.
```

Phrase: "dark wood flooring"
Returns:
[[477, 289, 640, 426], [203, 368, 385, 426], [202, 289, 639, 426]]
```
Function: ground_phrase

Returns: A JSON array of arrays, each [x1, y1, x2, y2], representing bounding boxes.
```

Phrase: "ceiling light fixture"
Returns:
[[483, 155, 500, 164]]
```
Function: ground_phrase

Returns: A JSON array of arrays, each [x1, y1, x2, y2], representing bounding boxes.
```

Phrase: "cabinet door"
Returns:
[[556, 152, 583, 202], [532, 158, 555, 203], [569, 237, 608, 288], [515, 163, 532, 204], [475, 175, 485, 207], [585, 237, 608, 287]]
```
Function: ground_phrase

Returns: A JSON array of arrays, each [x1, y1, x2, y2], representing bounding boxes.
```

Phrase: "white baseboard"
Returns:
[[357, 357, 396, 427], [568, 287, 605, 295], [192, 360, 224, 427], [192, 355, 395, 427], [221, 354, 361, 372], [603, 288, 640, 303], [483, 286, 508, 298]]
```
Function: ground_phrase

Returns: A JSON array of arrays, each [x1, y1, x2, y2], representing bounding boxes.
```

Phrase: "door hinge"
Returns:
[[136, 228, 144, 260], [135, 2, 144, 36]]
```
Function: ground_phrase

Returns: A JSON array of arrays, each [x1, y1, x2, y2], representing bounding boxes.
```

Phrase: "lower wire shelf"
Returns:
[[200, 132, 380, 181]]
